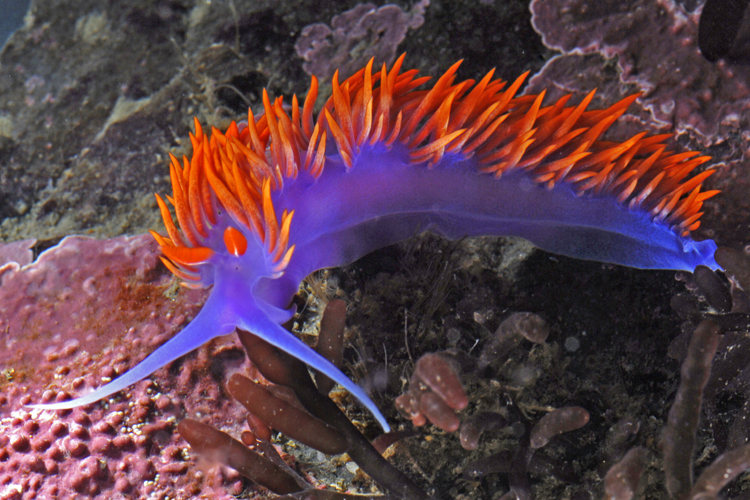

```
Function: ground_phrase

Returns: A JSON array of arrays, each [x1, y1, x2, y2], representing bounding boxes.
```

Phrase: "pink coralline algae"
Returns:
[[0, 240, 34, 270], [529, 0, 750, 144], [0, 235, 259, 499], [294, 1, 429, 81], [528, 0, 750, 246]]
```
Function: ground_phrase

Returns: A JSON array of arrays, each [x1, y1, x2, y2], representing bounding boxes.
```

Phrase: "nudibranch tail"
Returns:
[[34, 55, 722, 430]]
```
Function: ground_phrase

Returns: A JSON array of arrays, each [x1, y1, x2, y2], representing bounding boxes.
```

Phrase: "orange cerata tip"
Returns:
[[160, 244, 214, 267], [223, 226, 248, 256]]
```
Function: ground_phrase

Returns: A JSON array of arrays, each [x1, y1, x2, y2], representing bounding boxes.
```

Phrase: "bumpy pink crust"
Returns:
[[530, 0, 750, 144], [0, 235, 262, 499]]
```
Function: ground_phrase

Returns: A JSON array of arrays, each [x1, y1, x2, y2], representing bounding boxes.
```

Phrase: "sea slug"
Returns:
[[30, 56, 721, 431]]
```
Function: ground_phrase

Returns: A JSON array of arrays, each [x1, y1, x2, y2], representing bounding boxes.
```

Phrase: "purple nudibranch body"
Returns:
[[30, 57, 721, 431]]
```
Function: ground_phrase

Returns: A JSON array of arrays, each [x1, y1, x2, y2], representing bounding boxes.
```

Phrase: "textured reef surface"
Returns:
[[1, 0, 750, 499], [0, 235, 250, 498]]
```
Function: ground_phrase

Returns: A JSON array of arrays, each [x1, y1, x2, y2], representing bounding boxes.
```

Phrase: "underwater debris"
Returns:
[[529, 406, 589, 450], [603, 446, 647, 500], [395, 352, 469, 432], [607, 249, 750, 500], [395, 312, 589, 498], [478, 312, 550, 370], [397, 313, 551, 433], [663, 320, 720, 500]]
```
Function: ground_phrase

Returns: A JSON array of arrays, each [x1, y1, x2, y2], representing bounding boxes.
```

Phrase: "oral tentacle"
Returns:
[[28, 290, 238, 411], [234, 301, 391, 433]]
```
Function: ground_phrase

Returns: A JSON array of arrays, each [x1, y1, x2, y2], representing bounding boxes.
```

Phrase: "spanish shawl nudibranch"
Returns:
[[31, 55, 722, 431]]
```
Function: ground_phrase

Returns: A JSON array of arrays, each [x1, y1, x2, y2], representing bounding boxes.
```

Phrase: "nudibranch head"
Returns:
[[149, 113, 297, 286], [31, 55, 721, 430]]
